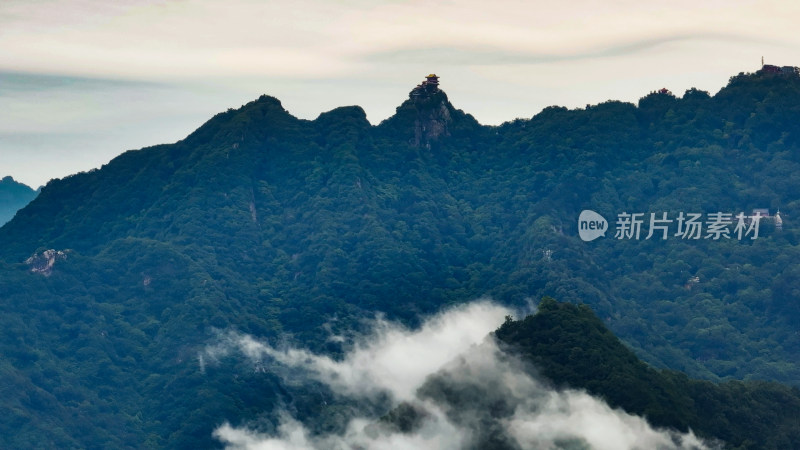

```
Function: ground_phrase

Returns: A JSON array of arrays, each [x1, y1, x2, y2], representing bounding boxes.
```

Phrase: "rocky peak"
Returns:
[[405, 74, 452, 147], [412, 96, 451, 148]]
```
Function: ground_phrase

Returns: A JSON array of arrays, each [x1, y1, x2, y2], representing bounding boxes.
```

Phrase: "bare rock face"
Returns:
[[25, 249, 67, 276], [413, 101, 452, 148], [406, 74, 453, 148]]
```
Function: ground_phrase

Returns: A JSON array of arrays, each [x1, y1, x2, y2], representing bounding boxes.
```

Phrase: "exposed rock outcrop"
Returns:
[[413, 99, 452, 147], [25, 249, 67, 276]]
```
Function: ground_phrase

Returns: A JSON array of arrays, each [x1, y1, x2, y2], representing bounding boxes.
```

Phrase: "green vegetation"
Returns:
[[1, 70, 800, 447], [495, 298, 800, 449]]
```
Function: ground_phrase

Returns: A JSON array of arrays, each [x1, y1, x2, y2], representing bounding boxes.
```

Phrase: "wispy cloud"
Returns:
[[0, 70, 246, 187], [202, 301, 511, 402], [362, 32, 778, 66], [202, 300, 713, 450], [2, 1, 798, 80], [0, 71, 163, 93]]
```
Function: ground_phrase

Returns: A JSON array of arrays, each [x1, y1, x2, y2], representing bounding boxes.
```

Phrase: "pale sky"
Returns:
[[2, 0, 800, 188]]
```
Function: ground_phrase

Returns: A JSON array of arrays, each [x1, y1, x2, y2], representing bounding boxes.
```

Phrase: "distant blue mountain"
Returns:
[[0, 176, 37, 226]]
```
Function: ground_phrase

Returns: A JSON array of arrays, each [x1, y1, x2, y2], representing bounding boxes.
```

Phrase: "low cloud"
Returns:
[[203, 300, 713, 450], [202, 301, 511, 402]]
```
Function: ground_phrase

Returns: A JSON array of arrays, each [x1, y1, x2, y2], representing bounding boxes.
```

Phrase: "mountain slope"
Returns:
[[494, 298, 800, 449], [374, 297, 800, 449], [2, 70, 800, 447]]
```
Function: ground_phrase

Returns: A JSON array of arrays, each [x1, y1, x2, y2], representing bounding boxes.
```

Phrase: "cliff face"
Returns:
[[382, 89, 455, 148], [373, 75, 480, 149], [408, 76, 451, 147], [412, 95, 452, 147]]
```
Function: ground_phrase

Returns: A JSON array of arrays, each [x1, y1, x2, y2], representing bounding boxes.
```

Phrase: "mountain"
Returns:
[[376, 298, 800, 449], [0, 176, 37, 226], [493, 298, 800, 449], [2, 69, 800, 447]]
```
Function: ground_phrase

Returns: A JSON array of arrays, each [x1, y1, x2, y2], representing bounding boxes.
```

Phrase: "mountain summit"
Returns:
[[377, 73, 480, 148], [405, 74, 452, 146]]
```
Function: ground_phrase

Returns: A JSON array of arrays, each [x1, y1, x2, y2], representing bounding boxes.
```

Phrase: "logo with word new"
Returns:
[[577, 209, 772, 242], [578, 210, 608, 242]]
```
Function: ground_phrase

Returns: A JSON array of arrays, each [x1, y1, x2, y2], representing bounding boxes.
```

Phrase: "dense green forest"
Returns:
[[2, 68, 800, 447], [493, 298, 800, 449], [377, 298, 800, 449], [0, 176, 37, 225]]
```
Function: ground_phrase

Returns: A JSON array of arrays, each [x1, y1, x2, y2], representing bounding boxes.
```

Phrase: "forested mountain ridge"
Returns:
[[1, 69, 800, 447], [493, 298, 800, 449], [378, 298, 800, 449]]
